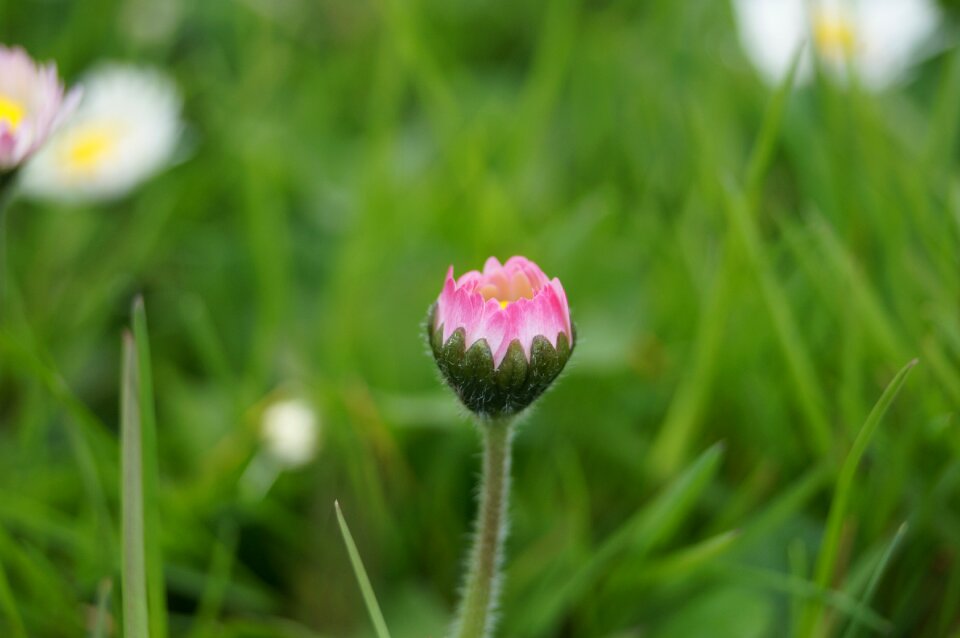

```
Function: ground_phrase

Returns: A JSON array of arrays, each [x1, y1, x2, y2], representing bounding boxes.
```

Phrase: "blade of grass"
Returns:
[[89, 579, 113, 638], [809, 214, 907, 364], [648, 252, 731, 478], [377, 0, 458, 138], [722, 181, 833, 457], [841, 522, 908, 638], [788, 539, 810, 638], [802, 359, 918, 636], [610, 529, 741, 589], [735, 463, 830, 545], [924, 48, 960, 174], [727, 42, 834, 462], [509, 0, 579, 167], [0, 330, 116, 569], [334, 501, 392, 638], [121, 330, 150, 638], [0, 554, 26, 638], [724, 563, 892, 635], [188, 521, 238, 638], [745, 43, 805, 203], [0, 492, 97, 556], [132, 296, 168, 638], [0, 526, 75, 624], [516, 443, 725, 636], [937, 542, 960, 636]]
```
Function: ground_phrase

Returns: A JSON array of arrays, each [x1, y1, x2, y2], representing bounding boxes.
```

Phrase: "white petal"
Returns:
[[732, 0, 813, 85], [21, 63, 182, 202], [854, 0, 940, 89]]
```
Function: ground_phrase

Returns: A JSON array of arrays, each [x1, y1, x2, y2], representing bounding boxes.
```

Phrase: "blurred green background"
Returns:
[[2, 0, 960, 636]]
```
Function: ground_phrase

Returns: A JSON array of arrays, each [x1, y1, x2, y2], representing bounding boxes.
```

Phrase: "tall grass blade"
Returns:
[[722, 182, 833, 457], [89, 578, 113, 638], [121, 330, 150, 638], [841, 522, 908, 638], [132, 296, 168, 638], [0, 555, 26, 638], [648, 256, 731, 478], [188, 521, 238, 638], [788, 539, 810, 638], [804, 359, 918, 635], [334, 501, 392, 638], [746, 43, 805, 201], [925, 48, 960, 173]]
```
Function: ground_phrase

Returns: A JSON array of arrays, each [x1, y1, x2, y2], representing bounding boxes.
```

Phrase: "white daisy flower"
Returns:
[[732, 0, 941, 90], [21, 64, 181, 202], [0, 45, 79, 171], [260, 398, 320, 470]]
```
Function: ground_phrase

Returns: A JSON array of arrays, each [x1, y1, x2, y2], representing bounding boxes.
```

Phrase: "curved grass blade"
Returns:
[[132, 296, 168, 638], [334, 501, 392, 638], [121, 331, 150, 638], [803, 359, 918, 635]]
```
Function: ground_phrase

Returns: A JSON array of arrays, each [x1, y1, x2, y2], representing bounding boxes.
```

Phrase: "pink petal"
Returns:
[[483, 256, 503, 275], [434, 256, 573, 367]]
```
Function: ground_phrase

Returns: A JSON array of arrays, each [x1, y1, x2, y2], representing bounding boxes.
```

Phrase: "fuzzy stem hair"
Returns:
[[450, 418, 514, 638]]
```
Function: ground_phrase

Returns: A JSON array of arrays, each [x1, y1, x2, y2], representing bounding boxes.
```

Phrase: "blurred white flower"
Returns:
[[732, 0, 941, 90], [261, 398, 320, 469], [22, 64, 181, 202]]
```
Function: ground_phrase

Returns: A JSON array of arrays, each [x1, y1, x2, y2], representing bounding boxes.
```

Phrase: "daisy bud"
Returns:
[[0, 45, 79, 173], [22, 64, 182, 202], [261, 398, 320, 469], [427, 256, 574, 419]]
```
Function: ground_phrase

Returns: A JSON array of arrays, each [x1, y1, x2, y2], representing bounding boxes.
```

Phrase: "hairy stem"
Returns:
[[451, 418, 513, 638]]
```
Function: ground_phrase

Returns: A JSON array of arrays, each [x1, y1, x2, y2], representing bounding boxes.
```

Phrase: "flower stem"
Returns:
[[452, 418, 513, 638], [0, 169, 18, 323], [0, 170, 17, 210]]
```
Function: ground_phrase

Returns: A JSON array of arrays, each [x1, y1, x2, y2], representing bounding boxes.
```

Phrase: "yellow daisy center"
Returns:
[[479, 271, 536, 310], [0, 95, 25, 130], [813, 13, 857, 59], [60, 125, 120, 173]]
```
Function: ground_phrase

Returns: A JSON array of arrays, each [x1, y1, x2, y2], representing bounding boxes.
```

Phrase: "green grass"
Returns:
[[121, 329, 150, 638], [1, 0, 960, 636], [335, 501, 392, 638]]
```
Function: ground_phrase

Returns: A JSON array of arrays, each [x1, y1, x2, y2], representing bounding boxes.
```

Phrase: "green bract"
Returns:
[[427, 305, 574, 419]]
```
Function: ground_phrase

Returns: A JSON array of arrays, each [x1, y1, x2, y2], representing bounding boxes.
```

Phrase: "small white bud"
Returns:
[[261, 398, 319, 469]]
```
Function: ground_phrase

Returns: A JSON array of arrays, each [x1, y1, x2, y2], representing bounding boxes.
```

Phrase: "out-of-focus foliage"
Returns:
[[1, 0, 959, 636]]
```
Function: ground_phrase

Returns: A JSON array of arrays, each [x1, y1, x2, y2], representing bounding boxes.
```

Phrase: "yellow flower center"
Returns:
[[479, 271, 536, 309], [0, 95, 25, 130], [60, 125, 120, 173], [813, 13, 857, 60]]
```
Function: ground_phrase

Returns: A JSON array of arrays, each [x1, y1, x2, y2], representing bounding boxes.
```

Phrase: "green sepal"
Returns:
[[426, 304, 574, 419]]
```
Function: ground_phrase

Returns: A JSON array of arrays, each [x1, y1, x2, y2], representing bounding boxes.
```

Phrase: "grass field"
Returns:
[[2, 0, 960, 636]]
